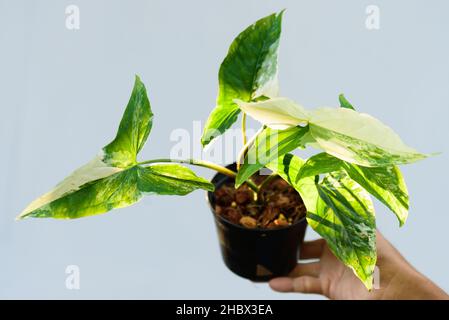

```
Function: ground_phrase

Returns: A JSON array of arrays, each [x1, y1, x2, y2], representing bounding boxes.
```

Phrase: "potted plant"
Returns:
[[18, 11, 431, 290]]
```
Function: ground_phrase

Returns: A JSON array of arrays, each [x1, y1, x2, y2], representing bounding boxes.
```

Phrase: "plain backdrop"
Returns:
[[1, 0, 448, 299]]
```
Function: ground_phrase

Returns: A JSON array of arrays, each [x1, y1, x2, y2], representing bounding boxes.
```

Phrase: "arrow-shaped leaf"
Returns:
[[19, 164, 214, 219], [201, 11, 284, 147], [18, 77, 213, 220], [339, 94, 355, 110], [308, 107, 427, 167], [297, 152, 409, 226], [237, 97, 428, 167], [266, 155, 377, 289], [103, 75, 153, 167], [310, 172, 377, 290], [234, 97, 309, 129]]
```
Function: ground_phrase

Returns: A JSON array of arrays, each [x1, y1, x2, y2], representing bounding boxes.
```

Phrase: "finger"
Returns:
[[293, 276, 323, 294], [269, 277, 295, 292], [300, 239, 325, 259], [269, 276, 323, 295], [289, 262, 320, 277]]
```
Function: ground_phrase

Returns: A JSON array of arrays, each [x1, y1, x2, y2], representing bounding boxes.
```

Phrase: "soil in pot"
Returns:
[[213, 175, 307, 229]]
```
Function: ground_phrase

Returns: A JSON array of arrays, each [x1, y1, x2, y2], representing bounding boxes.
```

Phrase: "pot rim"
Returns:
[[205, 166, 307, 233]]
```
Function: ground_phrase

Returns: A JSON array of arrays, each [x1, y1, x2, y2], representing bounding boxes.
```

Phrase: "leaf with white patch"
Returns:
[[19, 164, 214, 219], [297, 152, 409, 226], [201, 11, 284, 146], [18, 153, 124, 219], [18, 77, 213, 220], [103, 75, 153, 167], [267, 155, 377, 289], [234, 97, 309, 129], [308, 107, 427, 167], [310, 172, 377, 289]]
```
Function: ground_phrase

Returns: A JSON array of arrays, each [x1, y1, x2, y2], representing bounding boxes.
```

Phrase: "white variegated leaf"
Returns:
[[18, 153, 123, 219], [234, 97, 309, 129], [308, 107, 427, 167]]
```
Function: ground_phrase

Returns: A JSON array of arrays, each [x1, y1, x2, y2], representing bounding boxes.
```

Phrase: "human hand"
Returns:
[[269, 231, 449, 300]]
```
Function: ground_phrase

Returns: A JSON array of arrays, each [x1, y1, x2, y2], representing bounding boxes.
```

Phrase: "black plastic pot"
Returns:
[[207, 163, 308, 282]]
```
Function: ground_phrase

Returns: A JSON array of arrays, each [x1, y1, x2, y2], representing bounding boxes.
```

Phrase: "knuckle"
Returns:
[[293, 277, 311, 292]]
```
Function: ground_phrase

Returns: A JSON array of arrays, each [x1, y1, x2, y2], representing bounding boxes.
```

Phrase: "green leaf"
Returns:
[[236, 126, 309, 187], [19, 166, 141, 219], [309, 107, 428, 167], [267, 155, 377, 289], [341, 163, 408, 226], [296, 152, 343, 181], [103, 75, 153, 167], [239, 95, 428, 167], [339, 94, 355, 110], [19, 164, 214, 219], [234, 97, 320, 151], [310, 172, 377, 289], [201, 11, 284, 147], [234, 97, 309, 129], [297, 152, 409, 226], [138, 164, 214, 195], [18, 77, 213, 220]]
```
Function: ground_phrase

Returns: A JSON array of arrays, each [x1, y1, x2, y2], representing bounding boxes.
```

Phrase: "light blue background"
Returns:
[[1, 0, 448, 299]]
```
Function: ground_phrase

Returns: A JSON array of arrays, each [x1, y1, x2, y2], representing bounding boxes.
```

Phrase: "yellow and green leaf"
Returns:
[[201, 11, 284, 147], [237, 97, 428, 167], [308, 107, 427, 167], [311, 172, 377, 290], [18, 77, 213, 220], [297, 152, 409, 226], [236, 125, 310, 187], [266, 154, 377, 289]]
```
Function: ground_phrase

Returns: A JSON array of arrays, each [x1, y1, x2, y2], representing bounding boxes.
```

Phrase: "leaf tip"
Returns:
[[364, 274, 375, 291], [430, 151, 442, 157], [133, 75, 148, 94], [234, 180, 243, 189], [200, 135, 211, 148], [201, 124, 226, 149], [16, 211, 29, 221], [234, 173, 244, 189], [338, 93, 355, 110], [205, 183, 216, 192]]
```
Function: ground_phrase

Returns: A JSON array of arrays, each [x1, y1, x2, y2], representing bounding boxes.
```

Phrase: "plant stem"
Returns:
[[237, 113, 247, 172], [236, 126, 264, 171], [241, 112, 247, 147], [137, 158, 260, 192], [257, 173, 278, 195], [138, 158, 235, 177]]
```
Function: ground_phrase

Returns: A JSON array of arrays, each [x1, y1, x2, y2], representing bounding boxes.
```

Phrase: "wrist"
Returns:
[[381, 267, 448, 300]]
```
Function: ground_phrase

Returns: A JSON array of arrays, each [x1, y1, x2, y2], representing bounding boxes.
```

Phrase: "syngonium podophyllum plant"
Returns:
[[19, 11, 431, 289]]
